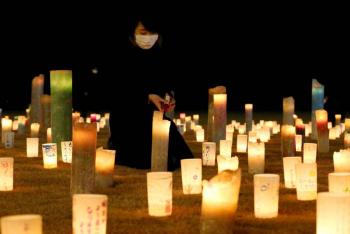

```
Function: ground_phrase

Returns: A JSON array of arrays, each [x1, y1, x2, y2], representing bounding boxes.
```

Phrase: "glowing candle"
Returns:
[[213, 94, 227, 143], [316, 109, 329, 153], [328, 172, 350, 194], [0, 157, 14, 191], [281, 125, 296, 157], [248, 142, 265, 174], [202, 142, 216, 166], [283, 156, 302, 188], [1, 214, 42, 234], [95, 148, 116, 188], [26, 138, 39, 157], [311, 79, 324, 140], [296, 163, 317, 200], [181, 159, 202, 194], [42, 143, 57, 169], [283, 96, 295, 125], [217, 155, 239, 173], [245, 104, 253, 132]]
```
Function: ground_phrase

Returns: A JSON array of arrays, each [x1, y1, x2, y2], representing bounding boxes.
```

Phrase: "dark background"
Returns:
[[1, 4, 349, 116]]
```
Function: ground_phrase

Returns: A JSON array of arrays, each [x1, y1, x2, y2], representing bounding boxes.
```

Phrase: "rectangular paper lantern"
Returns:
[[213, 94, 227, 143], [248, 142, 265, 174], [295, 134, 302, 152], [219, 140, 232, 158], [0, 157, 14, 191], [303, 143, 317, 163], [61, 141, 72, 163], [181, 159, 202, 194], [217, 155, 239, 173], [333, 150, 350, 172], [283, 156, 302, 188], [281, 125, 296, 157], [26, 138, 39, 157], [42, 143, 57, 169], [236, 134, 248, 153], [328, 172, 350, 193], [245, 104, 253, 132], [95, 148, 116, 188], [1, 214, 42, 234], [335, 114, 342, 126], [30, 123, 40, 137], [47, 127, 52, 143], [296, 163, 317, 200], [202, 142, 216, 166], [196, 128, 205, 142]]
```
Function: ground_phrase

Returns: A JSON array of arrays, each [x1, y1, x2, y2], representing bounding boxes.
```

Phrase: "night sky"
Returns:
[[1, 4, 349, 116]]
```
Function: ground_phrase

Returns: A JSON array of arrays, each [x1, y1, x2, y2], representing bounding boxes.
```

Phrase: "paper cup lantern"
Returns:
[[254, 174, 280, 218], [42, 143, 57, 169], [0, 157, 14, 191], [26, 138, 39, 157], [217, 155, 239, 173], [73, 194, 108, 234], [30, 123, 40, 138], [181, 159, 202, 194], [303, 143, 317, 163], [328, 172, 350, 194], [236, 134, 248, 153], [95, 148, 116, 187], [283, 156, 302, 188], [296, 163, 317, 200], [202, 142, 216, 166], [317, 192, 350, 234], [219, 140, 232, 158], [196, 128, 205, 142], [248, 142, 265, 174], [1, 214, 42, 234], [147, 172, 172, 217], [61, 141, 72, 163], [295, 134, 302, 152]]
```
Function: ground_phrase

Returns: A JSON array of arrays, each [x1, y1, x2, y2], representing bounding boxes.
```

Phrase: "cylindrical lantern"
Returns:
[[30, 123, 40, 138], [151, 111, 170, 171], [316, 109, 329, 153], [1, 118, 12, 144], [219, 140, 232, 158], [0, 157, 14, 191], [317, 192, 350, 234], [71, 123, 97, 194], [95, 148, 116, 188], [328, 172, 350, 194], [207, 86, 226, 142], [50, 70, 72, 161], [181, 159, 202, 194], [1, 214, 42, 234], [42, 143, 57, 169], [311, 79, 324, 140], [217, 155, 239, 173], [26, 138, 39, 157], [236, 134, 248, 153], [335, 114, 342, 126], [333, 150, 350, 172], [245, 104, 253, 133], [296, 163, 317, 200], [147, 172, 173, 217], [254, 174, 280, 218], [30, 74, 44, 125], [196, 128, 205, 142], [281, 125, 296, 157], [344, 133, 350, 148], [213, 94, 227, 143], [47, 127, 52, 143], [303, 143, 317, 163], [283, 156, 302, 188], [61, 141, 72, 163], [283, 97, 295, 125], [73, 194, 108, 234], [248, 142, 265, 174], [295, 134, 302, 152], [201, 169, 241, 234], [202, 142, 216, 166], [40, 94, 51, 135]]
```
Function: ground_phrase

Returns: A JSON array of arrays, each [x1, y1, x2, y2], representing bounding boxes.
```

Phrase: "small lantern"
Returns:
[[328, 172, 350, 194], [26, 138, 39, 157], [42, 143, 57, 169], [95, 148, 116, 187], [217, 155, 239, 173], [219, 140, 232, 158], [248, 142, 265, 174], [303, 143, 317, 163], [333, 150, 350, 172], [30, 123, 40, 138], [344, 133, 350, 148], [0, 157, 14, 191], [296, 163, 317, 200], [236, 134, 248, 153], [196, 128, 205, 142], [283, 156, 302, 188], [295, 134, 302, 152], [193, 114, 199, 125], [316, 109, 329, 152], [181, 159, 202, 194], [0, 214, 42, 234], [202, 142, 216, 166]]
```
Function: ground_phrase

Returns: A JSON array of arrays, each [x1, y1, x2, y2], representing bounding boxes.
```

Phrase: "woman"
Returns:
[[105, 16, 193, 170]]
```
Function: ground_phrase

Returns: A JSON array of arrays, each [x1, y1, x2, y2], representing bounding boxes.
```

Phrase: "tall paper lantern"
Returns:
[[26, 138, 39, 157], [71, 123, 97, 194], [61, 141, 72, 163], [30, 123, 40, 138], [42, 143, 57, 169], [217, 155, 239, 173], [201, 169, 241, 234], [296, 163, 317, 200], [40, 94, 51, 135], [73, 194, 108, 234], [236, 134, 248, 153], [207, 86, 226, 142], [219, 140, 232, 158], [317, 192, 350, 234], [303, 143, 317, 163], [328, 172, 350, 193], [213, 94, 227, 143], [254, 174, 280, 218], [202, 142, 216, 166], [245, 104, 253, 132], [1, 214, 42, 234], [248, 142, 265, 174], [151, 111, 170, 171], [316, 109, 329, 153], [311, 79, 324, 140], [181, 159, 202, 194], [30, 74, 44, 125], [95, 148, 116, 188], [281, 125, 296, 157], [50, 70, 72, 161], [0, 157, 14, 191], [283, 97, 295, 125], [147, 172, 173, 217], [283, 156, 302, 188]]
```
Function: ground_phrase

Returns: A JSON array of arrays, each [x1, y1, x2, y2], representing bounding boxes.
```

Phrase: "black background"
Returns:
[[1, 3, 349, 116]]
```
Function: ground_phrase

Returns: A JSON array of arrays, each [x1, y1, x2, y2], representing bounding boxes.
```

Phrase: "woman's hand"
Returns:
[[148, 94, 166, 111]]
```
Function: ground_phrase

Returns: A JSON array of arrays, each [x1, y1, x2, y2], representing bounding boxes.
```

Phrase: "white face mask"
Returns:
[[135, 34, 159, 49]]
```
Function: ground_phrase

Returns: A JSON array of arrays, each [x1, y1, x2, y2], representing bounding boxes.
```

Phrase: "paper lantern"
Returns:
[[26, 138, 39, 157], [72, 112, 80, 124], [317, 192, 350, 234], [90, 113, 97, 123], [95, 148, 116, 188], [303, 143, 317, 163], [245, 104, 253, 132], [0, 214, 42, 234], [73, 194, 108, 234], [30, 123, 40, 137], [254, 174, 280, 218], [316, 109, 329, 153], [305, 123, 311, 137], [71, 123, 97, 194], [0, 157, 13, 191], [283, 97, 295, 125], [217, 155, 239, 173], [147, 172, 173, 217], [151, 111, 171, 171], [202, 142, 216, 166], [225, 128, 234, 141], [248, 142, 265, 174], [61, 141, 72, 163], [213, 94, 227, 143], [219, 140, 232, 158], [193, 114, 199, 125], [238, 125, 246, 134], [283, 156, 302, 188], [1, 118, 12, 144], [196, 128, 205, 142], [259, 127, 270, 143], [333, 150, 350, 172], [281, 125, 296, 157], [328, 172, 350, 193], [296, 163, 317, 200], [248, 131, 257, 143], [181, 159, 202, 194], [46, 127, 52, 143], [4, 132, 14, 148], [329, 128, 337, 140], [335, 114, 342, 126], [311, 79, 324, 140], [295, 134, 302, 152], [344, 133, 350, 148], [42, 143, 57, 169], [236, 134, 247, 153], [201, 169, 241, 233]]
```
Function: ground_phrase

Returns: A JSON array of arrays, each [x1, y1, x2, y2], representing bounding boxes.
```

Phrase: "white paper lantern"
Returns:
[[328, 172, 350, 194], [202, 142, 216, 166], [0, 157, 14, 191], [196, 128, 205, 142], [303, 143, 317, 163], [26, 138, 39, 158], [236, 134, 247, 153], [333, 150, 350, 172], [217, 155, 239, 173], [283, 156, 302, 188], [296, 163, 317, 200], [42, 143, 57, 169], [30, 123, 40, 138], [0, 214, 42, 234], [295, 134, 302, 152], [147, 172, 172, 217], [248, 142, 265, 174], [181, 159, 202, 194], [219, 140, 232, 158], [95, 148, 116, 187]]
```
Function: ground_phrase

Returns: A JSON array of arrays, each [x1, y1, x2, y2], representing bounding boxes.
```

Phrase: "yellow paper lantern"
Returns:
[[181, 159, 202, 194], [296, 163, 317, 200], [95, 148, 116, 187], [147, 172, 172, 217], [1, 118, 12, 144], [196, 128, 205, 142], [202, 142, 216, 166], [1, 214, 42, 234], [0, 157, 14, 191], [42, 143, 57, 169], [328, 172, 350, 194], [26, 138, 39, 158], [283, 156, 302, 188]]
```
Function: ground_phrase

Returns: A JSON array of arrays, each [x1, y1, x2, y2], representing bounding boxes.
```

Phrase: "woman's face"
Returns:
[[134, 22, 159, 50]]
